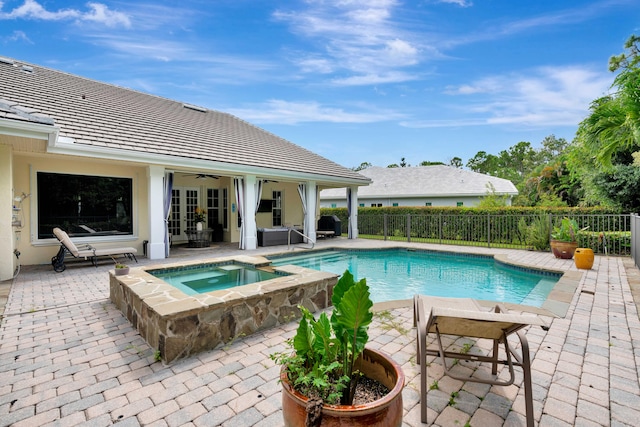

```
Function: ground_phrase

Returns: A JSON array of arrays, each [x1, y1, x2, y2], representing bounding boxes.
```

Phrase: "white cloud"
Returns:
[[227, 100, 404, 125], [273, 0, 425, 85], [438, 0, 473, 7], [5, 30, 32, 43], [83, 2, 131, 28], [296, 57, 334, 74], [0, 0, 130, 27], [332, 71, 418, 86], [402, 66, 613, 128]]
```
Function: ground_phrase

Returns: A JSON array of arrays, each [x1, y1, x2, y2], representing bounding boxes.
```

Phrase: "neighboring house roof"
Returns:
[[320, 166, 518, 199], [0, 56, 369, 184]]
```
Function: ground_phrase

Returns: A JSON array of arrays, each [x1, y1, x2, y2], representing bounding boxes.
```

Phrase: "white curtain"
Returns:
[[298, 183, 308, 238], [234, 177, 245, 249], [254, 179, 263, 244], [163, 172, 173, 257], [347, 187, 353, 239], [255, 179, 263, 212]]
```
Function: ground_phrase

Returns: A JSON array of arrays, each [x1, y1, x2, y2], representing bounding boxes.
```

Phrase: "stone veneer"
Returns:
[[109, 255, 338, 363]]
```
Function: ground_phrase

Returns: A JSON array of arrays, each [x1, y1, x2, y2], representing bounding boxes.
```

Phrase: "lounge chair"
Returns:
[[413, 295, 547, 427], [51, 227, 138, 272]]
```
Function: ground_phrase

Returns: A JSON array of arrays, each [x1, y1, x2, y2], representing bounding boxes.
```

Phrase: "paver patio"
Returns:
[[1, 238, 639, 426]]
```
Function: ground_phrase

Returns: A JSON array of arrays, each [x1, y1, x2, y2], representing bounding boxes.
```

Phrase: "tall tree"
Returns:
[[538, 135, 569, 164], [499, 141, 536, 184], [466, 151, 499, 175], [578, 34, 640, 168]]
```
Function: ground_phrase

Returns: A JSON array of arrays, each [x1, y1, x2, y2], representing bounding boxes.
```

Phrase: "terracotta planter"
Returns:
[[550, 240, 578, 259], [574, 248, 594, 269], [280, 348, 405, 427]]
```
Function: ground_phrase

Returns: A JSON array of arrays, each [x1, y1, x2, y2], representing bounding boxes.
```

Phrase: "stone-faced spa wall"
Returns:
[[109, 256, 338, 363]]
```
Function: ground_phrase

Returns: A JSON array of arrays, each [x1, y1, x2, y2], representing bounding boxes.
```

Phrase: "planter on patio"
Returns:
[[574, 248, 594, 269], [280, 348, 404, 427], [550, 240, 578, 259]]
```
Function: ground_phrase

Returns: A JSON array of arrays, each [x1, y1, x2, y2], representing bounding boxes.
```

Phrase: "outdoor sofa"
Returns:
[[257, 227, 303, 246]]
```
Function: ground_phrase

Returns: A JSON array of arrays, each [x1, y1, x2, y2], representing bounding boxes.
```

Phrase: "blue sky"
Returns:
[[1, 0, 638, 170]]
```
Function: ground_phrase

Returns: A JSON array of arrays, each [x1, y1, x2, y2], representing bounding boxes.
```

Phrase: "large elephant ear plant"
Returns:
[[272, 270, 374, 406]]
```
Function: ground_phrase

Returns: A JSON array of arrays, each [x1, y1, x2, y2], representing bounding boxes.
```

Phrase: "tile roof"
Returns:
[[320, 166, 519, 198], [0, 57, 369, 184], [0, 97, 55, 125]]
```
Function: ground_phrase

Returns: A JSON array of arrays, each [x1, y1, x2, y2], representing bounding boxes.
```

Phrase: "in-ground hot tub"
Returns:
[[109, 255, 338, 363]]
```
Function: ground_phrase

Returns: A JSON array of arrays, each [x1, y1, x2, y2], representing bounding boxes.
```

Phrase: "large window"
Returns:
[[37, 172, 133, 239]]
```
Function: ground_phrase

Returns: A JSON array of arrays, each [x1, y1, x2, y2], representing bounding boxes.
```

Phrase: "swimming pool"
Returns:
[[148, 263, 284, 296], [271, 249, 561, 306]]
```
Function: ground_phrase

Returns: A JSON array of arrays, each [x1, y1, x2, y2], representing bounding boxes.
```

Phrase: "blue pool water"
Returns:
[[271, 249, 560, 306], [149, 263, 283, 296]]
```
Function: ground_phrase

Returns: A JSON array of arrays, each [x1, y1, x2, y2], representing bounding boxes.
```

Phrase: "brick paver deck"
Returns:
[[1, 239, 639, 426]]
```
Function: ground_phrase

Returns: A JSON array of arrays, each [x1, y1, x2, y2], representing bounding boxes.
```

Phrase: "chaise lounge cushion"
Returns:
[[52, 227, 137, 272]]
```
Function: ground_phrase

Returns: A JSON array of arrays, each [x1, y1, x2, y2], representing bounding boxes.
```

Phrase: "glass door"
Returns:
[[168, 187, 199, 243]]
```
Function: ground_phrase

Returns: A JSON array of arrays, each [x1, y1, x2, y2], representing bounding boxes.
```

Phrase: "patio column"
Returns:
[[348, 185, 359, 239], [0, 144, 13, 281], [243, 174, 258, 250], [147, 165, 166, 259], [306, 181, 317, 242]]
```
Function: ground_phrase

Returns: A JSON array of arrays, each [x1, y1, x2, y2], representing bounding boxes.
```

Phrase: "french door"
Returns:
[[168, 187, 199, 243]]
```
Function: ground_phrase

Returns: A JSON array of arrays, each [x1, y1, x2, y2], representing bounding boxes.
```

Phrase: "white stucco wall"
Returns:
[[320, 195, 506, 208]]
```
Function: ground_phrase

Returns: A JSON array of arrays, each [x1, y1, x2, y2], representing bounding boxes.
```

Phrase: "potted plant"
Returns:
[[550, 217, 580, 259], [114, 263, 130, 276], [271, 270, 404, 427], [194, 207, 206, 231]]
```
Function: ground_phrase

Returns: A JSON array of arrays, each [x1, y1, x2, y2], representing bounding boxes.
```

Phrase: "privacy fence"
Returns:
[[320, 208, 633, 257]]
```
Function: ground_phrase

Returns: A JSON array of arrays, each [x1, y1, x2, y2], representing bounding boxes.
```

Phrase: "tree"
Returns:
[[353, 162, 372, 171], [477, 182, 508, 208], [538, 135, 569, 164], [592, 164, 640, 211], [498, 141, 537, 185], [388, 157, 409, 168], [466, 151, 499, 175], [448, 157, 463, 168], [515, 160, 576, 207], [419, 160, 445, 166], [578, 34, 640, 168]]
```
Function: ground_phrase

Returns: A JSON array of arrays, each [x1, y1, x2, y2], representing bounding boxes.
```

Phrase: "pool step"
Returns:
[[271, 251, 351, 267]]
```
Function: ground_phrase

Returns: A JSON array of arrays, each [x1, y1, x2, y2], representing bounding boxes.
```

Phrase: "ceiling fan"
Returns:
[[184, 173, 220, 180]]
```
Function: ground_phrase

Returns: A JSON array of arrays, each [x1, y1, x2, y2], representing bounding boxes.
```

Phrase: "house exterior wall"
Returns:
[[320, 195, 511, 208], [255, 181, 305, 230], [9, 150, 318, 266], [12, 152, 148, 266]]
